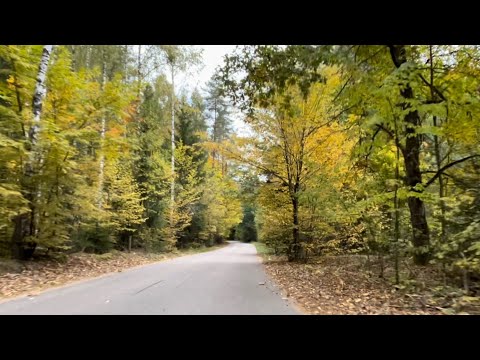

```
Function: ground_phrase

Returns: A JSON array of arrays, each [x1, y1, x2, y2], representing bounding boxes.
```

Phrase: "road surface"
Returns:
[[0, 241, 299, 315]]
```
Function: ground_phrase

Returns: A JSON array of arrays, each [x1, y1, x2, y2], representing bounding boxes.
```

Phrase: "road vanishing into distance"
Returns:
[[0, 241, 299, 315]]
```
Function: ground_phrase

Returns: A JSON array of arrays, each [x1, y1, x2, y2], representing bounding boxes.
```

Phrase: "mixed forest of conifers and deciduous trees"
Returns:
[[2, 45, 480, 302], [0, 45, 243, 261]]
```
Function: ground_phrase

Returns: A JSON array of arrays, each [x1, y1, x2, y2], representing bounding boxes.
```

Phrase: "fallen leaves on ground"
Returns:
[[262, 255, 445, 315], [0, 251, 173, 300]]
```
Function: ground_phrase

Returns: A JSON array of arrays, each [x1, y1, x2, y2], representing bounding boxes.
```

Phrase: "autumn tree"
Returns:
[[220, 66, 345, 261]]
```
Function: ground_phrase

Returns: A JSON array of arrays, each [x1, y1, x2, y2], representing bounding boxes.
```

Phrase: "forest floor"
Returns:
[[0, 244, 226, 300], [254, 243, 480, 315]]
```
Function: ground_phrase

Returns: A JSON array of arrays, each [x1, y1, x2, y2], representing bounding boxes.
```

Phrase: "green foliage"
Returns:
[[197, 165, 242, 245], [161, 143, 203, 249], [0, 184, 29, 232], [107, 161, 146, 234], [255, 180, 291, 255], [2, 43, 480, 298], [205, 75, 233, 142], [236, 205, 258, 243], [219, 44, 480, 288]]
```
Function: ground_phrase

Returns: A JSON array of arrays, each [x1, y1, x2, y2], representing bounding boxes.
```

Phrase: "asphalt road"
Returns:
[[0, 241, 299, 315]]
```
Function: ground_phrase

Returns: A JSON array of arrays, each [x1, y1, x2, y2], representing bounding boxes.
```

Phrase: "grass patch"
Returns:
[[252, 242, 272, 256], [181, 243, 228, 255]]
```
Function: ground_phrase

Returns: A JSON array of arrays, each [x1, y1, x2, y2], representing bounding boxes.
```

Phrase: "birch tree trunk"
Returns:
[[212, 98, 217, 168], [170, 64, 175, 224], [29, 45, 54, 147], [11, 45, 54, 259], [97, 50, 107, 209]]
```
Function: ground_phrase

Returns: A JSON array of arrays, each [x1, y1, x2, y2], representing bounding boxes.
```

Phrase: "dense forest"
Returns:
[[1, 45, 480, 308], [0, 45, 244, 260]]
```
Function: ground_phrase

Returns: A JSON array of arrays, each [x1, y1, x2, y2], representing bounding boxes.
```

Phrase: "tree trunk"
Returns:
[[123, 45, 128, 83], [11, 214, 30, 259], [433, 116, 446, 241], [393, 116, 400, 284], [70, 45, 76, 71], [403, 132, 430, 265], [170, 65, 175, 226], [389, 45, 430, 265], [29, 45, 54, 145], [428, 47, 447, 245], [137, 45, 142, 98], [289, 189, 300, 262], [212, 98, 217, 169], [85, 46, 92, 69], [11, 45, 53, 260], [97, 50, 107, 209]]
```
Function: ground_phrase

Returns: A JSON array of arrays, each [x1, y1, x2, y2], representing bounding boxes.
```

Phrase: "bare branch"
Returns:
[[425, 155, 480, 187], [418, 73, 447, 102], [221, 144, 289, 186]]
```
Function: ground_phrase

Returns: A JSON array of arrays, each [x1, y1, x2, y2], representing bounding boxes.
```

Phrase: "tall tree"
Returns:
[[205, 75, 232, 173], [219, 45, 480, 265], [220, 67, 343, 260], [11, 45, 54, 259], [97, 47, 107, 208], [158, 46, 202, 242]]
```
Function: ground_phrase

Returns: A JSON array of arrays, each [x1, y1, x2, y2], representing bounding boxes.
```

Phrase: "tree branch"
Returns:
[[423, 171, 470, 188], [425, 155, 480, 187], [221, 144, 289, 186], [332, 74, 352, 104], [364, 126, 381, 163], [387, 45, 447, 102], [375, 123, 406, 153], [418, 73, 447, 102]]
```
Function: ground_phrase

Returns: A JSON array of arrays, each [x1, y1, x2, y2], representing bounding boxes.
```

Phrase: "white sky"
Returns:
[[177, 45, 237, 92], [175, 45, 251, 136]]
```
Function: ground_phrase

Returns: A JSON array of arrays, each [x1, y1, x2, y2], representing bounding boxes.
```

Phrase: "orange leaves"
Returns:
[[106, 126, 123, 138]]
